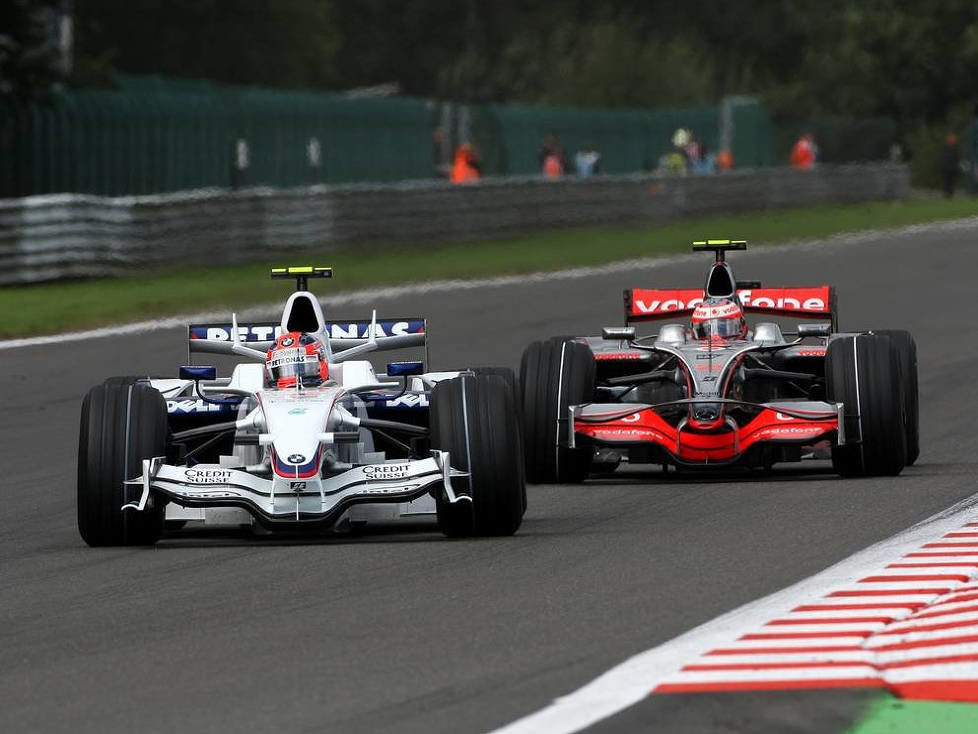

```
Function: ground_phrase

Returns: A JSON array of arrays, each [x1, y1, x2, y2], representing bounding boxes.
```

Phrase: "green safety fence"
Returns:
[[728, 99, 774, 168], [0, 74, 895, 198], [0, 76, 435, 197]]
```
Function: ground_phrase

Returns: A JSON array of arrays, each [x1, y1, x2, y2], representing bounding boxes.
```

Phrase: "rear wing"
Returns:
[[625, 287, 837, 329], [188, 318, 427, 358]]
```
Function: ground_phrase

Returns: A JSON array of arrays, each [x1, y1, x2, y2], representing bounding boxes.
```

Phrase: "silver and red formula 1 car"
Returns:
[[519, 240, 918, 482], [78, 266, 524, 546]]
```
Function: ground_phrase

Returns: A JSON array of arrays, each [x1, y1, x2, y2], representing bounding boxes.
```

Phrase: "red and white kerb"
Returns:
[[654, 520, 978, 701]]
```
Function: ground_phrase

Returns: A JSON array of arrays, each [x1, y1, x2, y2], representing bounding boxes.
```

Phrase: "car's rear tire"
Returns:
[[430, 373, 525, 537], [520, 337, 595, 483], [874, 329, 919, 466], [826, 334, 906, 477], [78, 380, 168, 546]]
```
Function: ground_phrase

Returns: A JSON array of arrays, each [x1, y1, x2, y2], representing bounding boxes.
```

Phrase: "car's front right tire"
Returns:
[[78, 379, 167, 546]]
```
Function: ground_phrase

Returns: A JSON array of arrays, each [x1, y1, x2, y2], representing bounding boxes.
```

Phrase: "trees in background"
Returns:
[[70, 0, 339, 88], [61, 1, 978, 123], [5, 0, 978, 181], [0, 0, 66, 97]]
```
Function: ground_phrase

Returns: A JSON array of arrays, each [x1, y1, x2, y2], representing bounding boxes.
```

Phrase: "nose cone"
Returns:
[[260, 389, 339, 477]]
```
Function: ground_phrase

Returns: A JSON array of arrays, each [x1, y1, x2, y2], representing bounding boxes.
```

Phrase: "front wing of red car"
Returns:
[[572, 400, 844, 465]]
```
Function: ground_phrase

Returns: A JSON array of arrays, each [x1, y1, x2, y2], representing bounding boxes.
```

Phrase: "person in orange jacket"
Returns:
[[716, 149, 734, 171], [542, 151, 564, 178], [539, 133, 568, 178], [790, 132, 817, 170], [451, 142, 481, 184]]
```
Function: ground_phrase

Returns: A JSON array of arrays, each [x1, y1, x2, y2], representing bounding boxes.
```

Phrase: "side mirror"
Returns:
[[387, 361, 424, 377], [602, 326, 636, 341], [179, 365, 217, 381], [797, 323, 832, 338]]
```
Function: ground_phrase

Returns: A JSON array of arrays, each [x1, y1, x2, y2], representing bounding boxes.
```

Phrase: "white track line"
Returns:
[[5, 216, 978, 352], [488, 492, 978, 734]]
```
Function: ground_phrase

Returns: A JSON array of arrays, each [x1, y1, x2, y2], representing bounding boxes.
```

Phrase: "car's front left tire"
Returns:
[[826, 334, 906, 477], [873, 329, 919, 466], [520, 338, 596, 483]]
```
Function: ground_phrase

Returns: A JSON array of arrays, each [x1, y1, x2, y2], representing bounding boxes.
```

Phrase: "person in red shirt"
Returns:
[[451, 143, 481, 184], [790, 132, 817, 170]]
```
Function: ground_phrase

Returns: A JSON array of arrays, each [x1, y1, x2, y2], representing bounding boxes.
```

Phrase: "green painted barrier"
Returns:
[[0, 74, 896, 198], [1, 77, 433, 197]]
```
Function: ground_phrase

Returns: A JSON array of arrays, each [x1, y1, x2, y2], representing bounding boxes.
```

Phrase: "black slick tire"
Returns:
[[103, 376, 150, 387], [873, 329, 919, 466], [430, 373, 525, 537], [826, 334, 906, 477], [78, 380, 168, 546], [519, 337, 595, 483], [467, 367, 525, 512], [467, 367, 520, 416]]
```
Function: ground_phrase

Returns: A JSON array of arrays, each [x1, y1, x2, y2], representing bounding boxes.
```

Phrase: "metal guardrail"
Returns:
[[0, 163, 908, 285]]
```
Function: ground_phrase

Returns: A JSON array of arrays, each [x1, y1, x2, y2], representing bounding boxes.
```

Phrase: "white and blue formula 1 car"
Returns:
[[77, 267, 525, 546]]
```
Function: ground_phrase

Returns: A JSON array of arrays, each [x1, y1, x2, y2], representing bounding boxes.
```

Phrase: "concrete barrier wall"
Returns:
[[0, 163, 908, 285]]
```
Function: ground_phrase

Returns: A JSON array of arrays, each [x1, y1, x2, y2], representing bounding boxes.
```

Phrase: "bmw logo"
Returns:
[[281, 336, 294, 346], [287, 453, 307, 464]]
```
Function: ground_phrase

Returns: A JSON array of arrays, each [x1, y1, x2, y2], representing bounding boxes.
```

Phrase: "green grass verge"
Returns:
[[846, 694, 978, 734], [2, 197, 975, 339]]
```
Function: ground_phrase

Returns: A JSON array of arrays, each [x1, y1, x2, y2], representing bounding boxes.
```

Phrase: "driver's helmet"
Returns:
[[265, 332, 329, 388], [690, 299, 748, 340]]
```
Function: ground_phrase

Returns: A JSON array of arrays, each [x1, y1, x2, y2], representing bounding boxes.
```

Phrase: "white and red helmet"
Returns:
[[265, 332, 329, 388], [691, 299, 747, 340]]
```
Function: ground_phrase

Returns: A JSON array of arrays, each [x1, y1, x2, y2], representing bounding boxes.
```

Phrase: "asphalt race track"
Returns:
[[3, 223, 976, 733]]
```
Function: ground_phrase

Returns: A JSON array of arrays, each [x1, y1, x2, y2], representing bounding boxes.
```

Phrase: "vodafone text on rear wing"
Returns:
[[624, 286, 837, 329]]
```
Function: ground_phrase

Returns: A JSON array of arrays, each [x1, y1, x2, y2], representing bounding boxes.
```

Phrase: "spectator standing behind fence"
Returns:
[[539, 133, 568, 178], [658, 127, 691, 176], [790, 132, 817, 170], [690, 143, 717, 175], [450, 143, 481, 184], [542, 152, 564, 178], [683, 134, 702, 167], [716, 149, 734, 171], [940, 133, 960, 198], [575, 144, 601, 177]]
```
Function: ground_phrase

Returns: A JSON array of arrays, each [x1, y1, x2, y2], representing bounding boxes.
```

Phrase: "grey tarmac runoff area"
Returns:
[[2, 222, 976, 734]]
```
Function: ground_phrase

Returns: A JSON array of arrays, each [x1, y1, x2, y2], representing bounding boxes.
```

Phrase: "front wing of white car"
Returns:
[[125, 452, 469, 527]]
